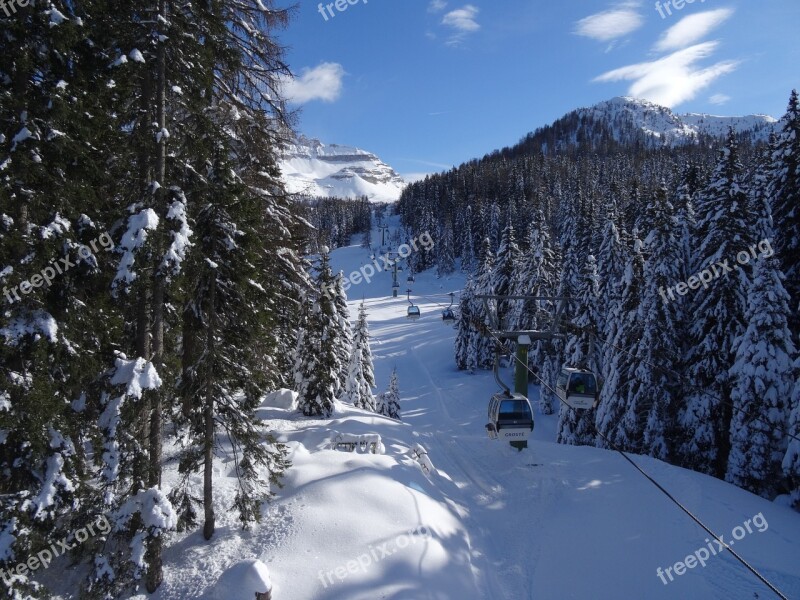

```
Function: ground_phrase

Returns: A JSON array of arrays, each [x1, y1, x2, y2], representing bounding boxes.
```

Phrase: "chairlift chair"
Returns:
[[406, 289, 420, 320], [485, 392, 534, 442], [556, 367, 599, 410], [442, 292, 456, 323]]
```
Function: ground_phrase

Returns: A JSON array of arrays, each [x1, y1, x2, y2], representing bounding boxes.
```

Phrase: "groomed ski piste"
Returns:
[[122, 215, 800, 600]]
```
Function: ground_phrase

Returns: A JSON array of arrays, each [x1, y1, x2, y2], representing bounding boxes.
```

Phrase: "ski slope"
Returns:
[[136, 220, 800, 600]]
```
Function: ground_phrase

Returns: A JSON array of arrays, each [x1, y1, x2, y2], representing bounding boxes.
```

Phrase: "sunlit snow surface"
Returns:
[[106, 214, 799, 600]]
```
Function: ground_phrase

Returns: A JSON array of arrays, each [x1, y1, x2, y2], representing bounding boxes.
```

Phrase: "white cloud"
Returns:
[[441, 4, 480, 46], [575, 3, 643, 42], [428, 0, 447, 13], [280, 63, 344, 104], [654, 8, 734, 52], [593, 41, 739, 107], [709, 93, 731, 105], [442, 5, 479, 32]]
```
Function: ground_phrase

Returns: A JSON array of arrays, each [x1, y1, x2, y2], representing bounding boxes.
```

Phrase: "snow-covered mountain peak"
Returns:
[[575, 96, 778, 146], [280, 136, 406, 203]]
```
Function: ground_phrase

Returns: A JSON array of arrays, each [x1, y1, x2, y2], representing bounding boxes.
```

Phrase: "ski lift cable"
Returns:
[[564, 323, 800, 446], [471, 317, 789, 600]]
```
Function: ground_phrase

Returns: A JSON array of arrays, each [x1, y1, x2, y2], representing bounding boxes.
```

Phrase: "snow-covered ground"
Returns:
[[136, 216, 800, 600]]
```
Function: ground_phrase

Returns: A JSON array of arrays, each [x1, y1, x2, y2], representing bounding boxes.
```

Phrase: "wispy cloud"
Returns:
[[428, 0, 447, 13], [709, 93, 731, 105], [575, 2, 643, 43], [654, 8, 734, 52], [399, 158, 454, 170], [593, 41, 739, 107], [442, 4, 480, 45], [281, 63, 344, 104], [443, 5, 480, 32]]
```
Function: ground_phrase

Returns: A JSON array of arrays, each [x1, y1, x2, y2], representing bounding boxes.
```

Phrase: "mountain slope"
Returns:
[[280, 136, 406, 203], [515, 97, 777, 156], [131, 219, 800, 600]]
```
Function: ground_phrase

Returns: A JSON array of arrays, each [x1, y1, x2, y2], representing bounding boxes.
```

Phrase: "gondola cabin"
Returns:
[[556, 368, 599, 410], [442, 308, 456, 323], [407, 305, 421, 320], [485, 392, 534, 442]]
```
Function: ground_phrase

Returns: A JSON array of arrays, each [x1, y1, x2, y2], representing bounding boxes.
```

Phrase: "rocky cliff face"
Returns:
[[280, 136, 406, 203]]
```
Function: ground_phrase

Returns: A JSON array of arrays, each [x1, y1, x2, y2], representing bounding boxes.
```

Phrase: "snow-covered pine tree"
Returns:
[[511, 211, 557, 335], [461, 205, 476, 272], [488, 201, 502, 252], [384, 369, 401, 419], [0, 4, 134, 597], [783, 362, 800, 508], [624, 183, 683, 460], [454, 278, 478, 371], [436, 221, 456, 277], [491, 219, 520, 332], [376, 391, 389, 417], [726, 257, 796, 497], [332, 271, 354, 396], [674, 164, 701, 285], [680, 130, 751, 477], [594, 203, 628, 445], [474, 238, 496, 370], [172, 186, 294, 540], [557, 255, 601, 447], [598, 236, 645, 451], [344, 302, 377, 411], [769, 90, 800, 335], [294, 249, 343, 417]]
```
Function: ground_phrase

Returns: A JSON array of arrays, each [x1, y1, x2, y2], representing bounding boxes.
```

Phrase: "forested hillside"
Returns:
[[398, 91, 800, 504]]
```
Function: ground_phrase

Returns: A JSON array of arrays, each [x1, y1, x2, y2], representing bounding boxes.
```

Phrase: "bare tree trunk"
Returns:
[[203, 276, 217, 540], [181, 304, 200, 419], [145, 0, 168, 591], [135, 288, 152, 487]]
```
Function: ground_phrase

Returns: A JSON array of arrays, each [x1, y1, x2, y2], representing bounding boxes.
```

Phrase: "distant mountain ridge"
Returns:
[[509, 97, 778, 157], [279, 136, 406, 203]]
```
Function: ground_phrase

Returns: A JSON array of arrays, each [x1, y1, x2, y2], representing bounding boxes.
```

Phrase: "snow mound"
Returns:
[[409, 443, 434, 475], [329, 431, 385, 454], [211, 559, 273, 600], [260, 388, 298, 411]]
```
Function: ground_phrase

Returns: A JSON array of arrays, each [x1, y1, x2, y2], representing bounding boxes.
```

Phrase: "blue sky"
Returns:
[[277, 0, 800, 181]]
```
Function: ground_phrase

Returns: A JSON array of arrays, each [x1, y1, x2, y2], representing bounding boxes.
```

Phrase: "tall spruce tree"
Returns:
[[294, 250, 343, 418], [726, 257, 795, 497], [769, 91, 800, 336], [557, 255, 601, 447], [680, 130, 751, 477], [384, 369, 401, 420], [783, 363, 800, 508], [626, 184, 682, 460], [345, 302, 377, 411]]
